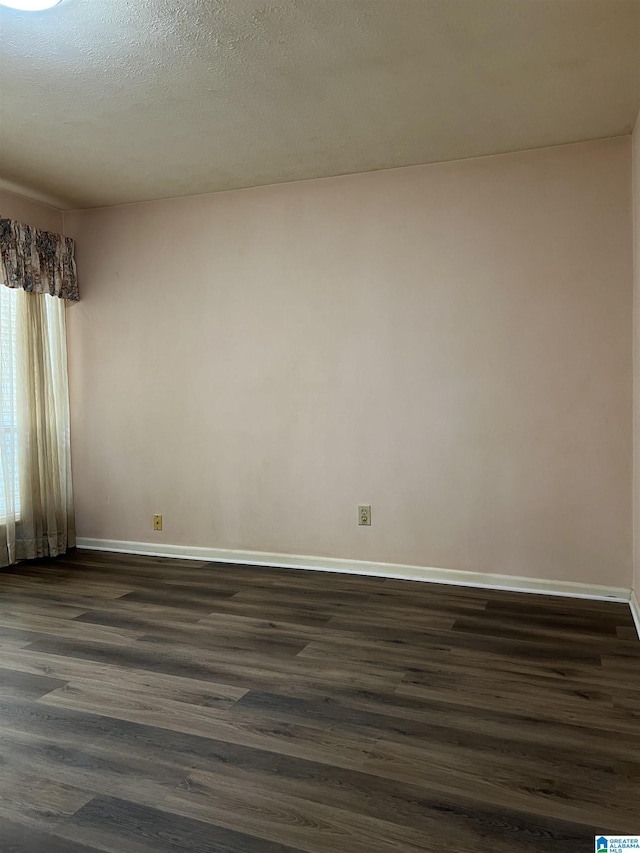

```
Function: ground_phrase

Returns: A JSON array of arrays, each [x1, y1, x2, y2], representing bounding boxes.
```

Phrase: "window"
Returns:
[[0, 220, 76, 568], [0, 286, 20, 518]]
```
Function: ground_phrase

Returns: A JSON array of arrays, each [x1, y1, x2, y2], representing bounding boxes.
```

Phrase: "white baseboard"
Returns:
[[75, 537, 631, 604], [630, 591, 640, 640]]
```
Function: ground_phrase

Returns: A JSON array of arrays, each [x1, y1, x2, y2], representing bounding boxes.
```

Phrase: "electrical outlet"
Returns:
[[358, 505, 371, 526], [153, 514, 163, 531]]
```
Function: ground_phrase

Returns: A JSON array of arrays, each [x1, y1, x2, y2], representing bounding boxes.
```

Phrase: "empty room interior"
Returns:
[[1, 1, 640, 851]]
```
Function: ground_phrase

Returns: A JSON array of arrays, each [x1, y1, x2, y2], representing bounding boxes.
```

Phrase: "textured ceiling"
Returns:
[[0, 0, 639, 210]]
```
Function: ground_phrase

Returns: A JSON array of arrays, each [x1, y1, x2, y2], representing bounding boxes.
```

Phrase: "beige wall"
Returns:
[[0, 189, 63, 233], [64, 137, 633, 586], [633, 116, 640, 599]]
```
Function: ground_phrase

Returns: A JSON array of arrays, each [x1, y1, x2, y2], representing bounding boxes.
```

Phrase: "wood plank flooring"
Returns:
[[0, 549, 638, 852]]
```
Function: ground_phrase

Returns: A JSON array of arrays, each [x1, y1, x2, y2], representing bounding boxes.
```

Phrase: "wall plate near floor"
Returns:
[[358, 505, 371, 526], [153, 514, 163, 531]]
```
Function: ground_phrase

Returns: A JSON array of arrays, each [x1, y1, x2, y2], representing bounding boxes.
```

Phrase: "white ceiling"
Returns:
[[0, 0, 639, 210]]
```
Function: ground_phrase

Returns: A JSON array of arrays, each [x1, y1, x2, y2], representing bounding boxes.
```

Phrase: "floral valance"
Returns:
[[0, 217, 78, 302]]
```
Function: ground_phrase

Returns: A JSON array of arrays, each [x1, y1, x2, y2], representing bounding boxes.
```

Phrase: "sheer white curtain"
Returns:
[[0, 286, 75, 567]]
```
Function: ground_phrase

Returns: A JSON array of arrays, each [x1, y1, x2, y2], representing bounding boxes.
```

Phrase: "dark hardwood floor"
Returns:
[[0, 549, 638, 852]]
